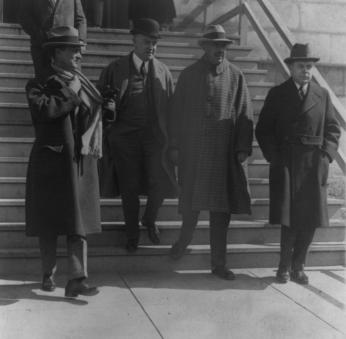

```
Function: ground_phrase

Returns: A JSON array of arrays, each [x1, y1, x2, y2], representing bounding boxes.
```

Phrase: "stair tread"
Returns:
[[0, 197, 343, 205], [0, 242, 345, 258], [0, 219, 345, 230]]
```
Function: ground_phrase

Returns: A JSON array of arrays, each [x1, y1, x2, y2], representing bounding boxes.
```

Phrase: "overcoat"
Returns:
[[98, 53, 178, 198], [25, 75, 101, 237], [128, 0, 176, 25], [256, 78, 340, 229], [19, 0, 87, 47], [169, 57, 253, 214]]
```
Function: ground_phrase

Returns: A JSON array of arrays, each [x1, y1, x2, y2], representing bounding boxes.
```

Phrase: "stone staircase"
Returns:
[[0, 23, 344, 274]]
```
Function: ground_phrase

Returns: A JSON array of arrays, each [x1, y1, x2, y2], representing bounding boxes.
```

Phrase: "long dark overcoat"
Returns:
[[169, 58, 253, 214], [25, 75, 101, 237], [19, 0, 87, 46], [98, 53, 178, 198], [256, 78, 340, 229]]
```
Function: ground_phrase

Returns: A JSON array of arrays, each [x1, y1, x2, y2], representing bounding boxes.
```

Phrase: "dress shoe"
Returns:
[[126, 238, 139, 253], [42, 274, 56, 292], [276, 269, 290, 284], [212, 267, 236, 281], [290, 270, 309, 285], [65, 279, 99, 298], [141, 220, 160, 245], [169, 242, 186, 260]]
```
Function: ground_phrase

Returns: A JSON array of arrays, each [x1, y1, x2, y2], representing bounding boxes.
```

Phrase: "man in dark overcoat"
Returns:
[[98, 18, 177, 252], [256, 43, 340, 285], [168, 25, 253, 280], [25, 26, 114, 297], [19, 0, 87, 81]]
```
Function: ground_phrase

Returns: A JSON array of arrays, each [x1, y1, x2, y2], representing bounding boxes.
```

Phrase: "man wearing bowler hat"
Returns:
[[98, 18, 177, 252], [168, 25, 253, 280], [25, 26, 115, 297], [256, 43, 340, 284]]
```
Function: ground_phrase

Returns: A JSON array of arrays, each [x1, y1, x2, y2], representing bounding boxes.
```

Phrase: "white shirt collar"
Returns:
[[294, 81, 309, 95], [132, 52, 148, 73]]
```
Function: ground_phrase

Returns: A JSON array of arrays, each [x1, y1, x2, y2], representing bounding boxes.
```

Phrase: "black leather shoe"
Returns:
[[126, 238, 139, 253], [169, 242, 186, 260], [65, 279, 99, 298], [142, 220, 160, 245], [42, 274, 56, 292], [290, 270, 309, 285], [276, 269, 290, 284], [212, 267, 236, 281]]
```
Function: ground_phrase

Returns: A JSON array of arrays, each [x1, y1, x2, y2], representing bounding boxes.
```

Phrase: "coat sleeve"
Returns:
[[234, 72, 254, 156], [19, 0, 41, 39], [26, 78, 81, 122], [75, 0, 87, 43], [168, 70, 185, 150], [255, 87, 279, 162], [322, 91, 341, 162]]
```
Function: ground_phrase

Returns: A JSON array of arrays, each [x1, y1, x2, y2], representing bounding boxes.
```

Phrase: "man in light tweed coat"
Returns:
[[168, 25, 253, 280]]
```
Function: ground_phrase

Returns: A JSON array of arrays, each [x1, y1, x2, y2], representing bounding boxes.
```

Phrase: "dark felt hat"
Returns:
[[284, 43, 319, 64], [43, 26, 85, 48], [130, 18, 161, 39]]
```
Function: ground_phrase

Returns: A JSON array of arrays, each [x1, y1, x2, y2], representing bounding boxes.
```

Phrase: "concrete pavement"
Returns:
[[0, 267, 345, 339]]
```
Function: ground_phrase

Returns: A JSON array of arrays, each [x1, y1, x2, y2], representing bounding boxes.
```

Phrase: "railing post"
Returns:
[[238, 0, 248, 45], [0, 0, 4, 23]]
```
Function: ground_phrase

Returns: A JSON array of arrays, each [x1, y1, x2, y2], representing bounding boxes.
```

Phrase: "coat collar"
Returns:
[[201, 55, 228, 75]]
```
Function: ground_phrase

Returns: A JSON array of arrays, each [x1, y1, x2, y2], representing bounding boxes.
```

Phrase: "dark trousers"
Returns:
[[176, 210, 231, 269], [279, 225, 316, 271], [113, 128, 165, 240], [39, 235, 88, 280], [30, 46, 50, 82]]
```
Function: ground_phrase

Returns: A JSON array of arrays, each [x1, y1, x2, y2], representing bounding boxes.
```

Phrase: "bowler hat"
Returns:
[[284, 43, 319, 64], [130, 18, 161, 39], [198, 25, 233, 45], [43, 26, 86, 48]]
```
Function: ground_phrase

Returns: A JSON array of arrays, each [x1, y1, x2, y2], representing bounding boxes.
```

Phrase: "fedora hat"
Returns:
[[43, 26, 86, 48], [284, 43, 319, 64], [130, 18, 161, 39], [198, 25, 233, 45]]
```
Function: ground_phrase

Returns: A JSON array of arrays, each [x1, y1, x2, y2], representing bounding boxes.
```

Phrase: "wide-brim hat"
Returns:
[[43, 26, 86, 48], [284, 43, 319, 63], [198, 25, 233, 45], [130, 18, 161, 39]]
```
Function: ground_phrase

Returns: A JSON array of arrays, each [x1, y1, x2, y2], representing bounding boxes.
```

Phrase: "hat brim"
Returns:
[[43, 41, 86, 48], [130, 29, 161, 39], [284, 57, 320, 64], [198, 38, 233, 45]]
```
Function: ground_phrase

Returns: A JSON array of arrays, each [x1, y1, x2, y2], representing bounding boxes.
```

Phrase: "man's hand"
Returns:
[[103, 99, 116, 112], [237, 152, 248, 163]]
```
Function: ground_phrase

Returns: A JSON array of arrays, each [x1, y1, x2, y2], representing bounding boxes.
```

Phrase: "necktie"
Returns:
[[298, 85, 305, 100], [140, 61, 147, 78]]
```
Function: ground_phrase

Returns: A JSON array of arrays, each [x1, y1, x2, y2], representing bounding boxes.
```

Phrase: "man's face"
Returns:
[[202, 41, 228, 65], [54, 46, 82, 71], [288, 61, 314, 85], [133, 34, 158, 61]]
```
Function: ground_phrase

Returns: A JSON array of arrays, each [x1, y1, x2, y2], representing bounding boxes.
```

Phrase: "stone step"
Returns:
[[0, 156, 270, 178], [0, 177, 269, 199], [0, 46, 261, 69], [0, 198, 343, 223], [0, 220, 344, 249], [0, 81, 271, 103], [0, 241, 344, 274], [0, 34, 251, 57], [0, 24, 240, 44], [0, 137, 265, 159]]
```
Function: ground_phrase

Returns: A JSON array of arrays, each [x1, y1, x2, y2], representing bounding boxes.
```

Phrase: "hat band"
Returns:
[[203, 31, 227, 40], [46, 36, 81, 45]]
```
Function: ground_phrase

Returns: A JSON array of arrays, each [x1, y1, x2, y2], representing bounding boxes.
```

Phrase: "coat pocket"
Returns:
[[320, 154, 329, 186]]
